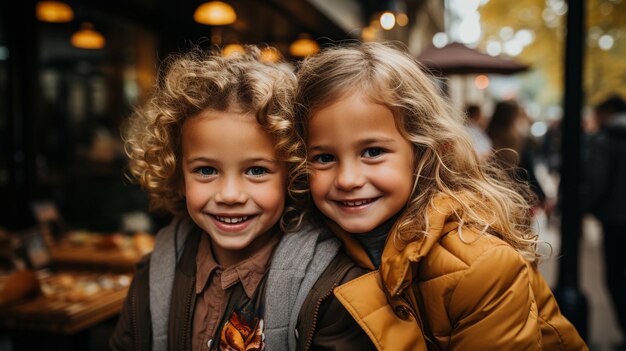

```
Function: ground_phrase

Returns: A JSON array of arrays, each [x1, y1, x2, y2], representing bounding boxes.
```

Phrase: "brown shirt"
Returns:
[[191, 231, 279, 351]]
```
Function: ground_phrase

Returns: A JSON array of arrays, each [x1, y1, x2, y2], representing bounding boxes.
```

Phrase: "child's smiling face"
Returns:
[[307, 92, 414, 234], [181, 109, 286, 265]]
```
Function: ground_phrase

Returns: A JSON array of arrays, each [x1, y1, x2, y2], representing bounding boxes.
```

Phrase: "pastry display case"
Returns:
[[0, 227, 153, 337]]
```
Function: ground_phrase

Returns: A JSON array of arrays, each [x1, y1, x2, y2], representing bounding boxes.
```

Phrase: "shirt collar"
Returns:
[[195, 230, 280, 298], [195, 233, 219, 294]]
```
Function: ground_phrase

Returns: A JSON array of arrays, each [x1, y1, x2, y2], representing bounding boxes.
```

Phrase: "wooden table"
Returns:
[[0, 269, 132, 334], [0, 285, 128, 334], [47, 231, 153, 273], [0, 232, 150, 349], [49, 244, 142, 273]]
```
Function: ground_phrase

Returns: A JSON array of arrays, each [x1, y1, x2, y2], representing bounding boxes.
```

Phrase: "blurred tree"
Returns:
[[585, 0, 626, 104], [479, 0, 626, 106]]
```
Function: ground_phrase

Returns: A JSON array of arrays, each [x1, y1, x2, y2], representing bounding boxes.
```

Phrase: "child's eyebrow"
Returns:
[[244, 157, 280, 164], [308, 137, 396, 152], [357, 137, 396, 145], [308, 145, 328, 152], [186, 157, 279, 164], [186, 156, 216, 164]]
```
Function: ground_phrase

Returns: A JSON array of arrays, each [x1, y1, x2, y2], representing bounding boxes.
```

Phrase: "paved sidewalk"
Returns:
[[537, 213, 624, 351]]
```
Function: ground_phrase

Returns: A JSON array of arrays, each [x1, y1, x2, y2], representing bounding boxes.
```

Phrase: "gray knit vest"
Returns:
[[263, 222, 341, 350], [149, 219, 340, 351]]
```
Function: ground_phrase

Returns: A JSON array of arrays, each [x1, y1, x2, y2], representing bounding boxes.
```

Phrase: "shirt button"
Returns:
[[395, 305, 410, 320], [207, 339, 213, 349], [294, 328, 299, 340]]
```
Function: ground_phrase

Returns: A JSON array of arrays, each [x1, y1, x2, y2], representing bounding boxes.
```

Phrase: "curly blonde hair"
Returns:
[[292, 42, 539, 262], [124, 46, 302, 226]]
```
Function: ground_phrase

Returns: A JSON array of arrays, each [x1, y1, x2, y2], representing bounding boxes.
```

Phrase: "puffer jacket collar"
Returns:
[[380, 195, 461, 296], [330, 195, 474, 351], [330, 194, 462, 296]]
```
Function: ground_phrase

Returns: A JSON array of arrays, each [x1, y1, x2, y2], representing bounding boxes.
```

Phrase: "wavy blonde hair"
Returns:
[[124, 46, 302, 228], [292, 42, 539, 262]]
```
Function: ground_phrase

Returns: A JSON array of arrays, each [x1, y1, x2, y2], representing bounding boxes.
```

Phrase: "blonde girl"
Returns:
[[292, 42, 587, 350]]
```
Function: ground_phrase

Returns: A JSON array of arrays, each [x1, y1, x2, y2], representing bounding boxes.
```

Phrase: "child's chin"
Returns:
[[338, 222, 378, 235], [211, 237, 255, 252]]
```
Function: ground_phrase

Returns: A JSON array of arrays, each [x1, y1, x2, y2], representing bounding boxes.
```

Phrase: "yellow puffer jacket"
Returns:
[[332, 196, 588, 351]]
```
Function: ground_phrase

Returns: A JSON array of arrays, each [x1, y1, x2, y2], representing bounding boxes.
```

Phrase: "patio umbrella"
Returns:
[[416, 42, 530, 75]]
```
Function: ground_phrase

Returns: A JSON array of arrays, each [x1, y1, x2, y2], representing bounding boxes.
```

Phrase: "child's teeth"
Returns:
[[216, 216, 248, 223], [343, 199, 372, 206]]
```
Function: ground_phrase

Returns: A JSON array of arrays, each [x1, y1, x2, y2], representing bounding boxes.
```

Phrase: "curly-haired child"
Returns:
[[292, 42, 588, 350], [110, 46, 375, 351]]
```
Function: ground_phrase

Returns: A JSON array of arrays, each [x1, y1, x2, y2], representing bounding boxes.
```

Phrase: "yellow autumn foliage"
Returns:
[[479, 0, 626, 107]]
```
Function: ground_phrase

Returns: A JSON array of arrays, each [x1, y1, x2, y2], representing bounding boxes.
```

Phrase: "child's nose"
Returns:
[[335, 161, 365, 190], [215, 178, 246, 204]]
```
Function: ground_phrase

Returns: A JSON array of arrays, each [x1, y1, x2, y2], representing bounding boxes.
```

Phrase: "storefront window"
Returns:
[[34, 6, 158, 232]]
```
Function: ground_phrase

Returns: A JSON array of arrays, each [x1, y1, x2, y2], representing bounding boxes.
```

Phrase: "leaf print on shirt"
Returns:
[[219, 310, 264, 351]]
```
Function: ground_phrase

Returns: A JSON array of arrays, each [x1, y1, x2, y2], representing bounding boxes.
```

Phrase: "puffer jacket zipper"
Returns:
[[302, 281, 339, 351], [301, 262, 354, 351], [180, 275, 196, 351]]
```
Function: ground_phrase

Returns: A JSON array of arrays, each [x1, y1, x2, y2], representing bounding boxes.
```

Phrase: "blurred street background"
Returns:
[[1, 0, 625, 350]]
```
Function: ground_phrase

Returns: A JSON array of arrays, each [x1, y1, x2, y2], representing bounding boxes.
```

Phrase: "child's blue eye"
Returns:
[[246, 167, 268, 176], [195, 167, 217, 176], [362, 148, 384, 158], [313, 154, 335, 164]]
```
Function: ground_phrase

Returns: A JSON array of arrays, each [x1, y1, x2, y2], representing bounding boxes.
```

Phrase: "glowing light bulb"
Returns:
[[380, 12, 396, 30]]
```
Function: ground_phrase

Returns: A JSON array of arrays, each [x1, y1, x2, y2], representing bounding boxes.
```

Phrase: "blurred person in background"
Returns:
[[464, 104, 493, 162], [582, 95, 626, 350], [487, 100, 548, 215], [539, 118, 562, 176]]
